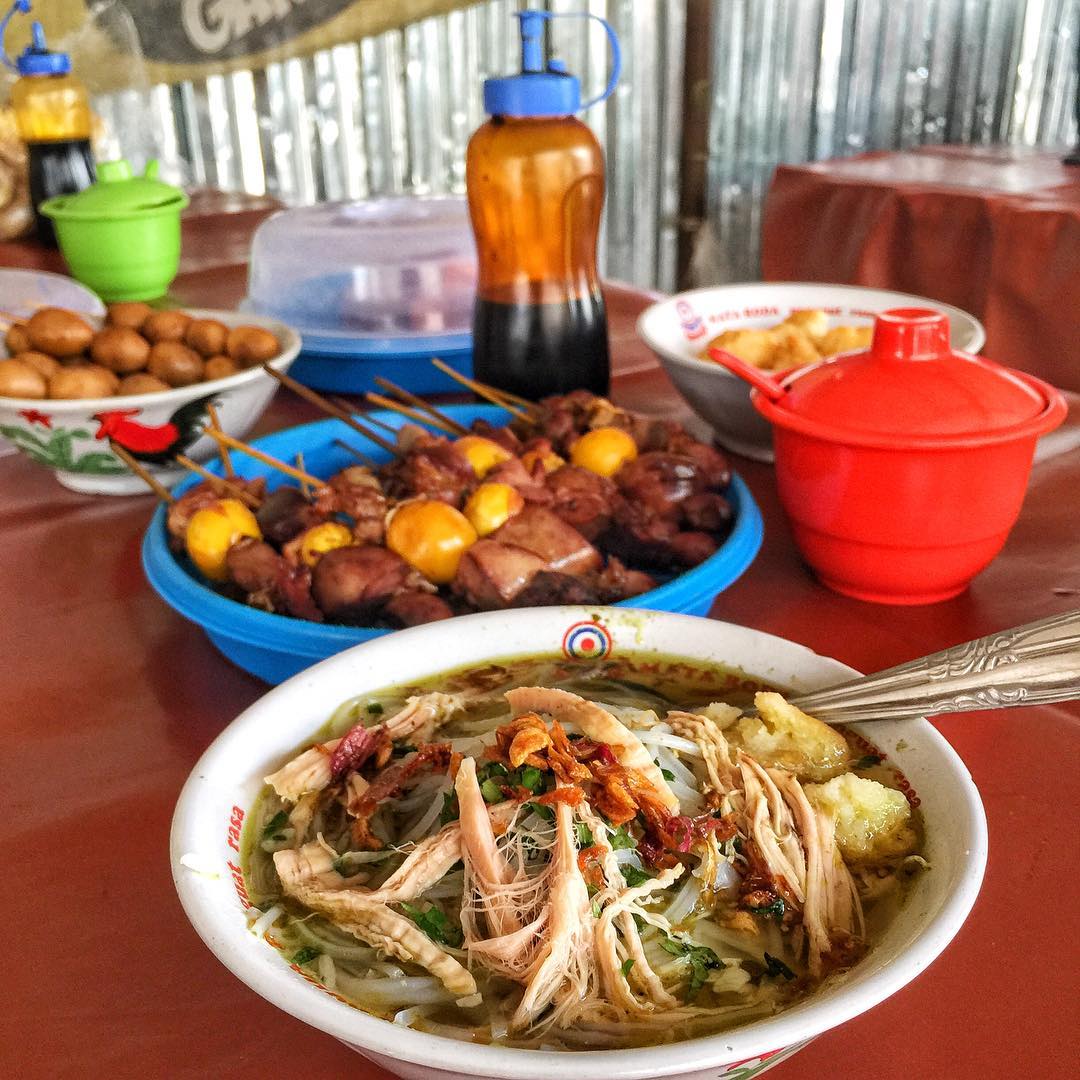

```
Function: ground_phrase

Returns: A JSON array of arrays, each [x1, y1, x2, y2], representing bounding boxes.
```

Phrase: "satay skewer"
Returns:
[[372, 375, 471, 435], [363, 391, 462, 436], [173, 453, 261, 507], [330, 396, 398, 434], [259, 363, 401, 455], [429, 359, 533, 422], [204, 428, 323, 487], [108, 440, 174, 503], [467, 379, 538, 414], [332, 438, 377, 468], [205, 404, 234, 477], [296, 452, 313, 498]]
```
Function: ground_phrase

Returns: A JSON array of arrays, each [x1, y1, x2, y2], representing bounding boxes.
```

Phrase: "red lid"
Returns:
[[773, 308, 1047, 442]]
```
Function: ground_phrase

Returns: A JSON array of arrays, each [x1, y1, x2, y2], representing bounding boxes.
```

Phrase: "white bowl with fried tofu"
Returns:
[[637, 284, 985, 462]]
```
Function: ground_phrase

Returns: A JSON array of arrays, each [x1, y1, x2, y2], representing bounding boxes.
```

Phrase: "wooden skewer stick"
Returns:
[[329, 395, 398, 435], [204, 428, 323, 487], [364, 391, 461, 436], [173, 453, 261, 508], [109, 440, 174, 503], [372, 375, 470, 435], [259, 363, 401, 456], [429, 359, 533, 421], [333, 438, 377, 468], [296, 451, 312, 498], [205, 404, 234, 477], [468, 378, 538, 414], [429, 360, 540, 417]]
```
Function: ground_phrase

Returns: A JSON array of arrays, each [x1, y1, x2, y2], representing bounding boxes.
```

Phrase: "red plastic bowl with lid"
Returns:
[[752, 307, 1066, 604]]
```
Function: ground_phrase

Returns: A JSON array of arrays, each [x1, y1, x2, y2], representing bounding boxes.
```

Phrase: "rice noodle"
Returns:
[[249, 904, 282, 939]]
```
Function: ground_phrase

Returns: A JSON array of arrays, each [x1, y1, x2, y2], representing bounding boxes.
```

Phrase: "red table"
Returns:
[[762, 146, 1080, 393], [3, 225, 1079, 1078]]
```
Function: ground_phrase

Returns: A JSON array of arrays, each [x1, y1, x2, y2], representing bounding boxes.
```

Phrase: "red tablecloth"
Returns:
[[762, 146, 1080, 392], [3, 210, 1080, 1080]]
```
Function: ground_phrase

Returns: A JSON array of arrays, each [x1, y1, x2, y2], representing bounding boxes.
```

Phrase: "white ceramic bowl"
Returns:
[[0, 308, 300, 495], [171, 606, 986, 1080], [637, 283, 986, 462]]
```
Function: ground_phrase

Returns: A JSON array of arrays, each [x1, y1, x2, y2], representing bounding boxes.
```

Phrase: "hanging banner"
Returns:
[[15, 1, 476, 88]]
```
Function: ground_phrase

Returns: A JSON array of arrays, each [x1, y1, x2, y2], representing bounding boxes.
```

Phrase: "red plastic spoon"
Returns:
[[706, 346, 786, 402]]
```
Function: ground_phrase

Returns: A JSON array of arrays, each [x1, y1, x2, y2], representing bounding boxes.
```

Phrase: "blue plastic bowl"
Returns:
[[288, 334, 473, 394], [142, 405, 763, 683]]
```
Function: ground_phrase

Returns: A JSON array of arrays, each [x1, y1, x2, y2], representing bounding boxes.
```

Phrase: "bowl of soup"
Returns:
[[171, 606, 986, 1079]]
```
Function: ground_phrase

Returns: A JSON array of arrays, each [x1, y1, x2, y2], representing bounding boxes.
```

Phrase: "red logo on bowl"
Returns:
[[675, 300, 706, 341], [562, 621, 612, 660]]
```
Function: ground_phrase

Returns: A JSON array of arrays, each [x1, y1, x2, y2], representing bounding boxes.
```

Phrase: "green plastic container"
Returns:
[[40, 159, 189, 302]]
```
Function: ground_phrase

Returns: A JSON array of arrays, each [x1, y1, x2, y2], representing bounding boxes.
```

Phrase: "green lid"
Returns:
[[41, 159, 188, 220]]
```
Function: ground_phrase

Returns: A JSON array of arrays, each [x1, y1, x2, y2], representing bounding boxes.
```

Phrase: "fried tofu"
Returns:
[[818, 325, 872, 357], [768, 325, 821, 372], [782, 308, 830, 345], [702, 328, 777, 369]]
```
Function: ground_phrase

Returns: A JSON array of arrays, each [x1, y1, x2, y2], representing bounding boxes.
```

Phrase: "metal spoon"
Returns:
[[774, 609, 1080, 724]]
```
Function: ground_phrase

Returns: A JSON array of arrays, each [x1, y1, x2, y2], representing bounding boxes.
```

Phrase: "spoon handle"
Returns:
[[788, 609, 1080, 724]]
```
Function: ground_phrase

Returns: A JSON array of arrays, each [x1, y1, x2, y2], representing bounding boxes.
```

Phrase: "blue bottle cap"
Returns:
[[16, 21, 71, 76], [482, 9, 620, 118]]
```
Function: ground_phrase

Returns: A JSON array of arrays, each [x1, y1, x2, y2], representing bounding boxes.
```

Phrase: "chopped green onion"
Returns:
[[291, 946, 320, 966], [525, 802, 555, 822], [400, 902, 463, 948], [661, 767, 676, 782], [856, 754, 883, 769], [574, 823, 594, 847], [763, 952, 796, 980], [609, 824, 637, 850], [591, 900, 602, 918], [660, 935, 723, 1000], [366, 702, 384, 715], [480, 778, 504, 804], [620, 958, 636, 978], [747, 897, 786, 919], [261, 810, 288, 841], [620, 865, 652, 888], [519, 765, 543, 793]]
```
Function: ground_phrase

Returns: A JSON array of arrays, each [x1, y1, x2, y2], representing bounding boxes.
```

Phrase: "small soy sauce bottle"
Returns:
[[2, 1, 95, 245]]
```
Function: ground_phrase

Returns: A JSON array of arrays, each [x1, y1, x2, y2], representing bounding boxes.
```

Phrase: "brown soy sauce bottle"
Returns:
[[466, 10, 621, 400]]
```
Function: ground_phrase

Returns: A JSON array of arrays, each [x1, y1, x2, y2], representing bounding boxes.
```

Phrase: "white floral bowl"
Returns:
[[171, 606, 986, 1080], [637, 283, 985, 462], [0, 308, 300, 495]]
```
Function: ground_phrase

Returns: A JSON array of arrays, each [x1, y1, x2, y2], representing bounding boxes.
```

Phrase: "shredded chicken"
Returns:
[[737, 754, 806, 907], [264, 692, 465, 801], [384, 692, 466, 744], [505, 687, 680, 811], [265, 738, 341, 802], [577, 801, 678, 1011], [769, 769, 861, 977], [510, 798, 594, 1031], [273, 840, 477, 997], [334, 907, 477, 997], [455, 757, 524, 940], [666, 710, 740, 796]]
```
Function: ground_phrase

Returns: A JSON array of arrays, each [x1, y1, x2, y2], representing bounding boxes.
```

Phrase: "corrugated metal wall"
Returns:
[[701, 0, 1080, 282], [92, 0, 1077, 291]]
